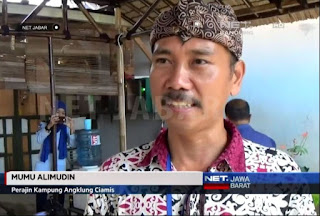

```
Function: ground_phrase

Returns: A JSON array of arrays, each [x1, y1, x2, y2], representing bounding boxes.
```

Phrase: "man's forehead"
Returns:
[[153, 37, 221, 55]]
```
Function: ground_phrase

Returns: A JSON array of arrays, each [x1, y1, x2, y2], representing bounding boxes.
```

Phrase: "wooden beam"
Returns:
[[48, 36, 58, 172], [242, 0, 259, 18], [115, 8, 127, 152], [122, 14, 147, 30], [85, 0, 134, 5], [2, 0, 8, 28], [20, 0, 50, 25], [163, 0, 175, 8], [131, 29, 151, 38], [297, 0, 309, 8], [238, 2, 319, 22], [236, 0, 315, 17], [126, 2, 155, 24], [140, 0, 161, 14], [121, 14, 135, 25], [74, 0, 110, 39], [122, 13, 146, 31], [125, 0, 162, 39], [134, 37, 152, 61], [0, 2, 132, 27], [269, 0, 284, 14]]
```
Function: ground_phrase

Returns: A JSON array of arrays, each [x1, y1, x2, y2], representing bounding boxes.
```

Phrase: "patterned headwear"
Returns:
[[150, 0, 243, 59]]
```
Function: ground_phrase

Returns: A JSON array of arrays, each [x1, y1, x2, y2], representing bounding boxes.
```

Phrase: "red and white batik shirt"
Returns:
[[84, 121, 316, 215]]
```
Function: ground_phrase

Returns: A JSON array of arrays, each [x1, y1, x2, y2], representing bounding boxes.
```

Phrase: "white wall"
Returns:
[[235, 18, 319, 171]]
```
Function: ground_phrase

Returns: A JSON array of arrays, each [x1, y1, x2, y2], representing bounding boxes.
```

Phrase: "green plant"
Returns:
[[312, 194, 319, 214], [279, 131, 310, 171], [287, 132, 308, 156], [313, 194, 319, 206]]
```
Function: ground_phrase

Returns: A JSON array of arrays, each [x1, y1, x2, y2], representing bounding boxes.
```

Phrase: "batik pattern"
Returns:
[[150, 0, 243, 59], [85, 138, 316, 215]]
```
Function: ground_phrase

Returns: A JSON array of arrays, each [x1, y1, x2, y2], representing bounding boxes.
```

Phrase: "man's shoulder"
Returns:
[[245, 127, 276, 147], [100, 141, 155, 171], [238, 125, 275, 147], [243, 139, 300, 172], [253, 130, 276, 144]]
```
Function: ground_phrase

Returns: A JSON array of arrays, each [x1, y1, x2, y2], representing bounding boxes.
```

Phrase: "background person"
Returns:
[[225, 98, 276, 148], [34, 100, 75, 213]]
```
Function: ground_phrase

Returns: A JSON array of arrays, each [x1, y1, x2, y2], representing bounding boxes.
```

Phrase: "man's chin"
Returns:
[[165, 117, 199, 131]]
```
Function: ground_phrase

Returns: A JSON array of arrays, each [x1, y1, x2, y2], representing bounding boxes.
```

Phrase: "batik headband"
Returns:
[[150, 0, 243, 59]]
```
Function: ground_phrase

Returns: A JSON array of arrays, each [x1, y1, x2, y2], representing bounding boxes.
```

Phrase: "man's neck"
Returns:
[[234, 119, 250, 126], [167, 120, 229, 171]]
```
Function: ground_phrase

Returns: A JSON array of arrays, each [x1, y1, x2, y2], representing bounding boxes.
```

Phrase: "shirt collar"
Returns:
[[237, 124, 252, 130], [211, 120, 246, 172], [138, 119, 246, 172]]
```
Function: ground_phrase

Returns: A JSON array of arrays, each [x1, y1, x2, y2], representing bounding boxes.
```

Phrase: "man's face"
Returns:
[[150, 36, 244, 131]]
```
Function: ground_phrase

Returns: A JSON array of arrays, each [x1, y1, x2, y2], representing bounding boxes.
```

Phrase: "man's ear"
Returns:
[[230, 60, 246, 96]]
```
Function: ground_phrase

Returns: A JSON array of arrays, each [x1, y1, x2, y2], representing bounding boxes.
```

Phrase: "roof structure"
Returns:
[[1, 0, 319, 41], [0, 0, 319, 92], [89, 0, 319, 30]]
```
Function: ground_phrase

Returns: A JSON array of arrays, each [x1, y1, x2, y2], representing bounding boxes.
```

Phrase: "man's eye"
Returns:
[[194, 59, 208, 65], [156, 58, 169, 64]]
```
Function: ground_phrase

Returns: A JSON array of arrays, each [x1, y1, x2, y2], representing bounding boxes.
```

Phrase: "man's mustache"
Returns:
[[160, 90, 202, 108]]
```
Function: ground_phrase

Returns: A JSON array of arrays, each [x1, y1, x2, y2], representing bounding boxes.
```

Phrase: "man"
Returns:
[[85, 0, 316, 215], [225, 98, 276, 148]]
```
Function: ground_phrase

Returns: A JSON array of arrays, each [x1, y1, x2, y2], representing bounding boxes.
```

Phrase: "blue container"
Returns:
[[76, 129, 102, 167]]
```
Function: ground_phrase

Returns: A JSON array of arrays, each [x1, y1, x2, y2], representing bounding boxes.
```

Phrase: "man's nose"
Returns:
[[165, 65, 192, 91]]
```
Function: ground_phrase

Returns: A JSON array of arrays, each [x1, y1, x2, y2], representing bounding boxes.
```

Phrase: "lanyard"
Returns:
[[166, 154, 172, 215], [166, 154, 203, 216]]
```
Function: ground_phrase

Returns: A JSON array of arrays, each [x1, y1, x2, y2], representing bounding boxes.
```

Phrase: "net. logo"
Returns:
[[204, 175, 229, 182], [90, 135, 101, 146]]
